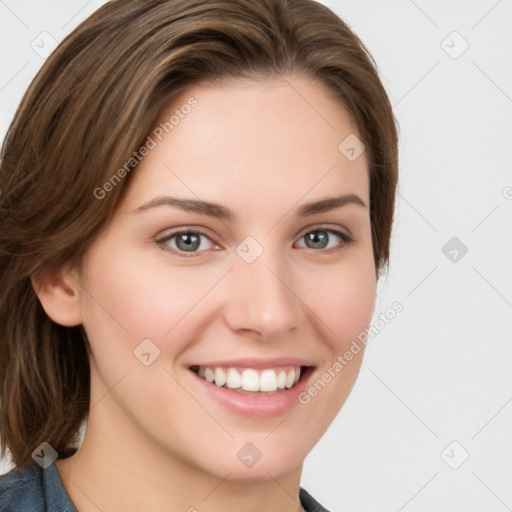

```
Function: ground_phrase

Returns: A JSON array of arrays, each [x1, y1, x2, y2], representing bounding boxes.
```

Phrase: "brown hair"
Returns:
[[0, 0, 399, 467]]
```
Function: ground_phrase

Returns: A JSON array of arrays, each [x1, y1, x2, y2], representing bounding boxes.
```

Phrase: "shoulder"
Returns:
[[300, 487, 332, 512], [0, 463, 45, 511], [0, 460, 77, 511]]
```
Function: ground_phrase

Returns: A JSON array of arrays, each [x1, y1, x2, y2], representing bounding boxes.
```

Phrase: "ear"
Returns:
[[31, 263, 84, 327]]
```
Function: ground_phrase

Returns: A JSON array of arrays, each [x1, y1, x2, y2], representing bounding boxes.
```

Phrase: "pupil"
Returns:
[[307, 231, 327, 249], [177, 233, 200, 252]]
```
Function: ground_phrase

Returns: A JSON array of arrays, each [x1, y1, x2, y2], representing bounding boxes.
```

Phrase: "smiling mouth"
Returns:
[[189, 365, 313, 395]]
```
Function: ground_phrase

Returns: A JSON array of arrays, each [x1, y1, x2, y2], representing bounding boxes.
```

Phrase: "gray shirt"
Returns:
[[0, 462, 330, 512]]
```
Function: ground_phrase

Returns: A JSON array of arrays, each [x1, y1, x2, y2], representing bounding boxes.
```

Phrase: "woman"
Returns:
[[0, 0, 398, 510]]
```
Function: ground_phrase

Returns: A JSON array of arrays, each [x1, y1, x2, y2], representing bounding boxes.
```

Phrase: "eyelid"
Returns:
[[296, 223, 352, 240]]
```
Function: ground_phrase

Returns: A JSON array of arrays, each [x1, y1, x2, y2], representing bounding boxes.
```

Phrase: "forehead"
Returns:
[[119, 75, 369, 215]]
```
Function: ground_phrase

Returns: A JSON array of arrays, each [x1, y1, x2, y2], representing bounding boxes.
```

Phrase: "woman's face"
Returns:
[[74, 75, 376, 480]]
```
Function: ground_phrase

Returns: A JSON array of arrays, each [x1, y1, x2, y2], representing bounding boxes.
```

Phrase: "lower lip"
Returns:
[[189, 367, 315, 418]]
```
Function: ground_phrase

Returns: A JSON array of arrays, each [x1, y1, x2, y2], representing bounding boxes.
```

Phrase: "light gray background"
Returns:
[[1, 1, 511, 511]]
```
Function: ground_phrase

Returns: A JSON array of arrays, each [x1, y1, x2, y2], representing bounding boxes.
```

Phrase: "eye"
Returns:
[[295, 227, 355, 253], [156, 226, 355, 258], [156, 229, 216, 257]]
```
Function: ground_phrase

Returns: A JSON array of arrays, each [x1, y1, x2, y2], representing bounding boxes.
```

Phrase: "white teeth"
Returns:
[[226, 368, 241, 389], [285, 369, 295, 388], [195, 365, 303, 392], [260, 369, 277, 392], [241, 369, 260, 391], [205, 368, 215, 383], [214, 367, 226, 387]]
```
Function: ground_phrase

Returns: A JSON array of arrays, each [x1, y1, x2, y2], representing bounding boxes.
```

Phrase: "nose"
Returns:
[[222, 245, 301, 341]]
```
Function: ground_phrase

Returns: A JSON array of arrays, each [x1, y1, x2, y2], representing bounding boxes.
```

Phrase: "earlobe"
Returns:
[[31, 264, 84, 327]]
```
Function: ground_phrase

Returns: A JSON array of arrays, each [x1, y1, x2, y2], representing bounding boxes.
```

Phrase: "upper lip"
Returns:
[[189, 357, 315, 369]]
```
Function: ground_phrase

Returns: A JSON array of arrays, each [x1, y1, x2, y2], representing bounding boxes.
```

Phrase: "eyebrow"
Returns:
[[132, 193, 367, 220]]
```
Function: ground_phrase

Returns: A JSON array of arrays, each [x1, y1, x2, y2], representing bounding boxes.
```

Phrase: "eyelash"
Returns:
[[155, 226, 355, 258]]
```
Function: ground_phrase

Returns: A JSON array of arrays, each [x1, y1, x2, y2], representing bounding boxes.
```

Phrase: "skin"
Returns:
[[35, 75, 376, 512]]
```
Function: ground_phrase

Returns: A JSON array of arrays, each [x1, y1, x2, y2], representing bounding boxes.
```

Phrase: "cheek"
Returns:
[[81, 246, 212, 344], [329, 274, 375, 343], [293, 255, 375, 434], [78, 247, 204, 415], [305, 252, 376, 351]]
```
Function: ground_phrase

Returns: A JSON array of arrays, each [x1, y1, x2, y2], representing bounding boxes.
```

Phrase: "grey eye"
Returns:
[[161, 231, 212, 254], [303, 231, 330, 249]]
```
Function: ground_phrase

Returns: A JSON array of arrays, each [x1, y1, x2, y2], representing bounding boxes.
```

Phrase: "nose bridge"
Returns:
[[224, 239, 299, 338]]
